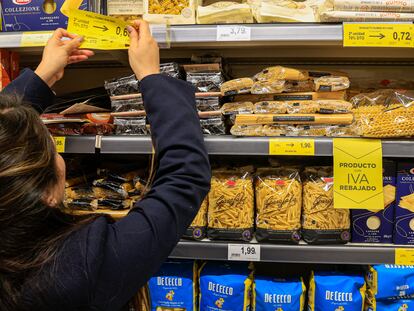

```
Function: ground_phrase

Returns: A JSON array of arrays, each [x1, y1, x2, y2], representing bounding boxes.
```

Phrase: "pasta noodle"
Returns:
[[208, 169, 254, 241], [302, 166, 350, 244], [255, 167, 302, 243]]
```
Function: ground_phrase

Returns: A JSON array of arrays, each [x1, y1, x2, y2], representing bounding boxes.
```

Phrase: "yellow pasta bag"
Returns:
[[183, 197, 208, 240], [302, 166, 351, 244], [208, 168, 255, 241], [255, 167, 302, 244]]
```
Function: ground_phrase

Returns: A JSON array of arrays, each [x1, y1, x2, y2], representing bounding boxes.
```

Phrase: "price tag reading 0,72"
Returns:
[[228, 244, 261, 261]]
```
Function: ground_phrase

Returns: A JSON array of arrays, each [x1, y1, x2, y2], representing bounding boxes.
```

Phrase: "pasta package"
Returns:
[[148, 260, 198, 311], [231, 90, 347, 103], [286, 101, 319, 114], [394, 163, 414, 245], [366, 265, 414, 300], [317, 100, 353, 114], [254, 101, 288, 114], [208, 168, 255, 241], [199, 262, 253, 311], [143, 0, 195, 24], [249, 0, 317, 23], [221, 102, 255, 115], [254, 66, 309, 82], [365, 296, 414, 311], [332, 0, 414, 12], [319, 10, 414, 22], [308, 271, 366, 311], [255, 168, 302, 244], [302, 166, 351, 244], [284, 80, 315, 93], [197, 1, 254, 24], [251, 80, 285, 95], [314, 76, 350, 92], [234, 113, 354, 126], [230, 124, 266, 137], [183, 197, 208, 240], [351, 160, 396, 243], [65, 186, 95, 200], [252, 276, 306, 311], [221, 78, 254, 96], [92, 179, 134, 199]]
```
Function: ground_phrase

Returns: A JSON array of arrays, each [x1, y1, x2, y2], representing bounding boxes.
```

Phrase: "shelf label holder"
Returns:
[[269, 138, 315, 156], [216, 25, 251, 41], [228, 244, 261, 261], [53, 136, 66, 153]]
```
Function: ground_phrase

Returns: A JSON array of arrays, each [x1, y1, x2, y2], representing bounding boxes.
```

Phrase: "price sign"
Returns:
[[67, 9, 130, 50], [395, 248, 414, 265], [217, 25, 251, 41], [21, 32, 53, 47], [269, 138, 315, 156], [53, 137, 66, 153], [228, 244, 261, 261], [343, 23, 413, 48]]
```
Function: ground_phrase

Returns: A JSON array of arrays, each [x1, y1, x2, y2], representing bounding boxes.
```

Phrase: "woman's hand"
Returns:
[[35, 28, 94, 88], [127, 20, 160, 81]]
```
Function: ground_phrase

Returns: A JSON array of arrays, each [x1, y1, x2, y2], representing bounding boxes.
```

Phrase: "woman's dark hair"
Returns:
[[0, 95, 96, 310]]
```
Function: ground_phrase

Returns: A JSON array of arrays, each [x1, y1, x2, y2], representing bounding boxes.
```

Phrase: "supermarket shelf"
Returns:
[[63, 136, 96, 154], [98, 136, 414, 157], [170, 240, 401, 265]]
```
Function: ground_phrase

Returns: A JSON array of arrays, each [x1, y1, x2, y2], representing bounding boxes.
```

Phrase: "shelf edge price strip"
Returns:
[[53, 137, 66, 153], [343, 23, 414, 48], [269, 138, 315, 156], [20, 32, 53, 47], [228, 244, 261, 261], [395, 248, 414, 265], [217, 25, 251, 41]]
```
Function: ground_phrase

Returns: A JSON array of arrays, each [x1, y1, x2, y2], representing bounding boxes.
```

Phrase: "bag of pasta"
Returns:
[[302, 166, 351, 244], [183, 197, 208, 240], [208, 168, 255, 241], [255, 168, 302, 244]]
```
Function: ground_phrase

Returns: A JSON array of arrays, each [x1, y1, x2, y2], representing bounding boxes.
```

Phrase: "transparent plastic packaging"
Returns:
[[197, 1, 254, 24], [183, 197, 208, 240], [208, 168, 255, 241], [230, 124, 266, 136], [104, 75, 140, 96], [114, 117, 149, 135], [196, 97, 221, 112], [200, 117, 226, 135], [220, 78, 254, 96], [302, 166, 350, 244], [254, 66, 309, 82], [187, 72, 224, 92], [254, 101, 287, 114], [286, 101, 319, 114], [255, 167, 302, 244], [314, 76, 350, 92], [221, 102, 254, 115], [160, 62, 182, 79], [284, 80, 315, 93], [111, 98, 144, 112], [251, 80, 285, 95]]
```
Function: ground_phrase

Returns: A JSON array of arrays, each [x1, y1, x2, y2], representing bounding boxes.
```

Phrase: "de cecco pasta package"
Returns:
[[199, 262, 253, 311], [148, 260, 198, 311], [365, 297, 414, 311], [308, 271, 366, 311], [252, 275, 306, 311]]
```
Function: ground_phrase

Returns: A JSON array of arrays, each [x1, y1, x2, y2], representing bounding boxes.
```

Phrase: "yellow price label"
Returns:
[[20, 31, 53, 47], [269, 139, 315, 156], [344, 23, 413, 48], [333, 138, 384, 210], [395, 248, 414, 265], [67, 9, 130, 50], [53, 137, 66, 153]]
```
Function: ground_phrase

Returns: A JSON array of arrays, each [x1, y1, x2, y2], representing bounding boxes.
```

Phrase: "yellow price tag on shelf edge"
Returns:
[[333, 138, 384, 210], [395, 248, 414, 265], [20, 32, 53, 47], [269, 138, 315, 156], [53, 137, 66, 153], [344, 23, 414, 48], [67, 9, 130, 50]]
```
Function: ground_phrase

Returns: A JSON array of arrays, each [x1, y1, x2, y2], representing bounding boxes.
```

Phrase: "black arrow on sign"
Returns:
[[93, 25, 109, 32], [369, 33, 385, 39]]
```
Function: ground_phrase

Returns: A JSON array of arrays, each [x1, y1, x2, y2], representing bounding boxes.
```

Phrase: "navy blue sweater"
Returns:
[[3, 70, 211, 310]]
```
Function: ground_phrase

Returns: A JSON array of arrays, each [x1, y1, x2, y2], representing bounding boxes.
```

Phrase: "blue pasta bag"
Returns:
[[308, 271, 366, 311], [252, 275, 306, 311], [365, 295, 414, 311], [199, 262, 253, 311], [148, 260, 197, 311], [367, 265, 414, 300]]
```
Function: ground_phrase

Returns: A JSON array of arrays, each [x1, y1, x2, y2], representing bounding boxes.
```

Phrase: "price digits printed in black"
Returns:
[[241, 246, 256, 255], [230, 26, 246, 36], [393, 31, 412, 41], [301, 142, 312, 149], [116, 26, 129, 37]]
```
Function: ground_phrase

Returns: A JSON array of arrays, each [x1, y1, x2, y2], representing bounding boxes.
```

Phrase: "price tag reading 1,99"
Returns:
[[228, 244, 261, 261]]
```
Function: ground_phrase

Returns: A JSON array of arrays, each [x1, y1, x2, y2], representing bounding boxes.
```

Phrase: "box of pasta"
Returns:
[[351, 160, 396, 243], [143, 0, 195, 24], [394, 162, 414, 245], [1, 0, 88, 32]]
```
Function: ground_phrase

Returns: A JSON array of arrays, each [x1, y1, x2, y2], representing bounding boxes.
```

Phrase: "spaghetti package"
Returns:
[[252, 276, 306, 311], [254, 101, 288, 114], [394, 162, 414, 245], [302, 166, 351, 244], [284, 80, 315, 93], [197, 1, 254, 24], [230, 124, 266, 137], [314, 76, 350, 92], [221, 78, 254, 96], [208, 168, 255, 241], [251, 80, 285, 95], [221, 102, 255, 115], [332, 0, 414, 12], [199, 262, 253, 311], [351, 160, 396, 243], [254, 66, 309, 82], [148, 260, 198, 311], [184, 197, 208, 240], [308, 271, 366, 311], [366, 265, 414, 300], [255, 168, 302, 244]]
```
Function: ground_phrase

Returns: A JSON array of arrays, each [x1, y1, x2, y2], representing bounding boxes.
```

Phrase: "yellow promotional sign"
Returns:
[[53, 137, 66, 153], [395, 248, 414, 265], [333, 138, 384, 210], [344, 23, 413, 48], [269, 138, 315, 156], [67, 9, 130, 50]]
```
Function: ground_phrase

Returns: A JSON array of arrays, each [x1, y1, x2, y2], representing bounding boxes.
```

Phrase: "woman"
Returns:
[[0, 21, 211, 310]]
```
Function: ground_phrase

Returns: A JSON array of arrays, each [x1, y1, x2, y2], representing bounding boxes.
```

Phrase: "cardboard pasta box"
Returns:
[[143, 0, 195, 24]]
